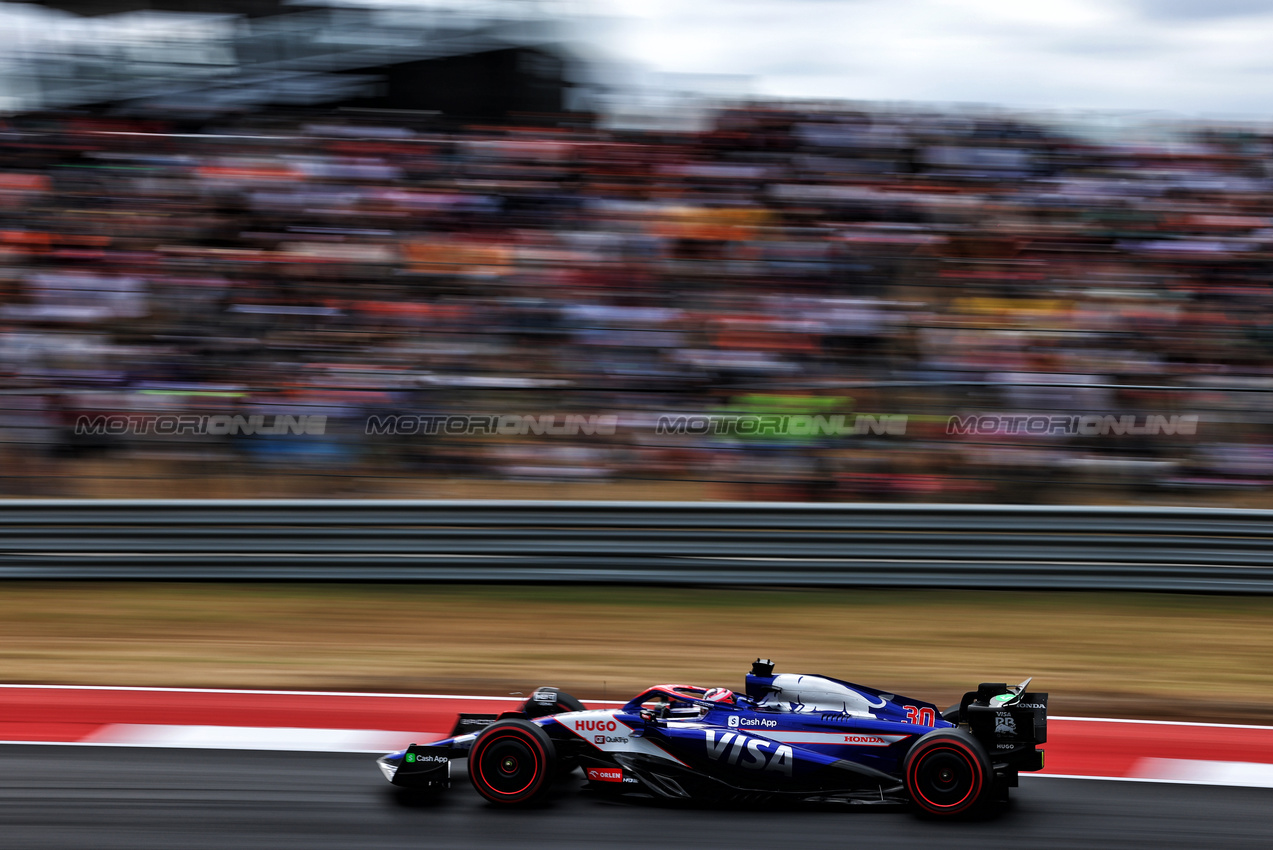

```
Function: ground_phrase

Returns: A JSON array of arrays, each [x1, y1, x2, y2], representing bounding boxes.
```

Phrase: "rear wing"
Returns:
[[958, 680, 1048, 772]]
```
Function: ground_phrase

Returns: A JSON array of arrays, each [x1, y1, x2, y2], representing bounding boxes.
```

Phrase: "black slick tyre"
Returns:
[[903, 729, 992, 817], [549, 691, 586, 713], [468, 719, 557, 806], [522, 687, 587, 718]]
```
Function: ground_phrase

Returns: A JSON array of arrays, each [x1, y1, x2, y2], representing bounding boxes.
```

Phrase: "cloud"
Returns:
[[590, 0, 1273, 117], [1130, 0, 1273, 21]]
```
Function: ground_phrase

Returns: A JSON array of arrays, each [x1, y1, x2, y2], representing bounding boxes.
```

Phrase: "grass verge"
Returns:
[[0, 584, 1269, 723]]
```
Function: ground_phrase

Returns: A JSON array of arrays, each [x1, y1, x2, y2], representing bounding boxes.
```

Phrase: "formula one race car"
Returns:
[[377, 660, 1047, 817]]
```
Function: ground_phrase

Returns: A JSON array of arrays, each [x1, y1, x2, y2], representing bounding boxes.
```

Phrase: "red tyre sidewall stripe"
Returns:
[[908, 741, 984, 812], [474, 731, 546, 798]]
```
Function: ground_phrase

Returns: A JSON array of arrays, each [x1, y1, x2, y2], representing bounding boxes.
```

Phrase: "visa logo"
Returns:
[[704, 730, 793, 776]]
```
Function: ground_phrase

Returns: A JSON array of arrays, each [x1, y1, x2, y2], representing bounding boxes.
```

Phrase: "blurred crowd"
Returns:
[[2, 104, 1273, 502]]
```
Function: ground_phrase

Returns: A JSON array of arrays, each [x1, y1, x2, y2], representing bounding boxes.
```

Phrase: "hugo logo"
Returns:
[[575, 719, 618, 732]]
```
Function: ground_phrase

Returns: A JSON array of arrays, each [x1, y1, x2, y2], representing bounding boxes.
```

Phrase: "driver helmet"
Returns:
[[703, 687, 735, 704]]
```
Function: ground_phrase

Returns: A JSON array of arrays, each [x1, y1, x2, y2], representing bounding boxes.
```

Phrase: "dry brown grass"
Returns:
[[0, 584, 1269, 722]]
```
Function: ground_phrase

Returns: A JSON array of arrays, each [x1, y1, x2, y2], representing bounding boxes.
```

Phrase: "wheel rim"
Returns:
[[476, 734, 541, 797], [911, 745, 980, 810]]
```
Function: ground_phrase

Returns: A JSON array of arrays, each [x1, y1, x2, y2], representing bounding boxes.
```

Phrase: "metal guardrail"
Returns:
[[2, 500, 1273, 592]]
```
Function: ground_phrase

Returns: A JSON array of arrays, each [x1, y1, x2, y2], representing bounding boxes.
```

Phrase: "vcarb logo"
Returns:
[[574, 719, 618, 732], [585, 767, 624, 783], [703, 730, 793, 776]]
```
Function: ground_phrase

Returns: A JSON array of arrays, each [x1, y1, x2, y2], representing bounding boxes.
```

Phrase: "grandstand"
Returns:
[[3, 0, 582, 119]]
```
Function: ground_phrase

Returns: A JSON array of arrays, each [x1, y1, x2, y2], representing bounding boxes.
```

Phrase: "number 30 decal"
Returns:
[[905, 706, 937, 726]]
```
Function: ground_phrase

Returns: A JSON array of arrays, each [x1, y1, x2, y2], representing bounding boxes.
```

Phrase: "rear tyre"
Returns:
[[903, 729, 992, 817], [468, 719, 557, 806], [522, 686, 587, 718]]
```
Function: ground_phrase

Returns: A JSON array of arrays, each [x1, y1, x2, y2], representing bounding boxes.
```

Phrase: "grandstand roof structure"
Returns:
[[3, 0, 585, 119]]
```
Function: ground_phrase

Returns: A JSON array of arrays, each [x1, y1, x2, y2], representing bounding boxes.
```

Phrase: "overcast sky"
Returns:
[[593, 0, 1273, 118]]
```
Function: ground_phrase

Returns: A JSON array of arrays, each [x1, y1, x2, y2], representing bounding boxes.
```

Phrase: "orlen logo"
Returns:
[[574, 719, 618, 733], [585, 767, 624, 783]]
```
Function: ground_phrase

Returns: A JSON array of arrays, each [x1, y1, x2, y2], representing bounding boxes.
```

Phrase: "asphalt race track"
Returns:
[[1, 745, 1269, 849]]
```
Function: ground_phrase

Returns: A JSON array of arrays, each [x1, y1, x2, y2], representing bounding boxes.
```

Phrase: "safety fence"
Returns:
[[2, 500, 1273, 592]]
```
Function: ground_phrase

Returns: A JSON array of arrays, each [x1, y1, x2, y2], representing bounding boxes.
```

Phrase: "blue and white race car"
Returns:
[[378, 659, 1047, 817]]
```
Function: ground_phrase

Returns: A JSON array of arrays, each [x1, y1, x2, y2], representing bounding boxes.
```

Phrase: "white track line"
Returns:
[[1, 685, 1271, 791], [80, 724, 438, 752], [0, 682, 1262, 722], [1026, 772, 1273, 789], [1051, 715, 1273, 731], [0, 687, 1263, 726]]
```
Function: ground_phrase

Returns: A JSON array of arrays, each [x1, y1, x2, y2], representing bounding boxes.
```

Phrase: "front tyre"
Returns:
[[468, 719, 557, 806], [903, 729, 992, 817]]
